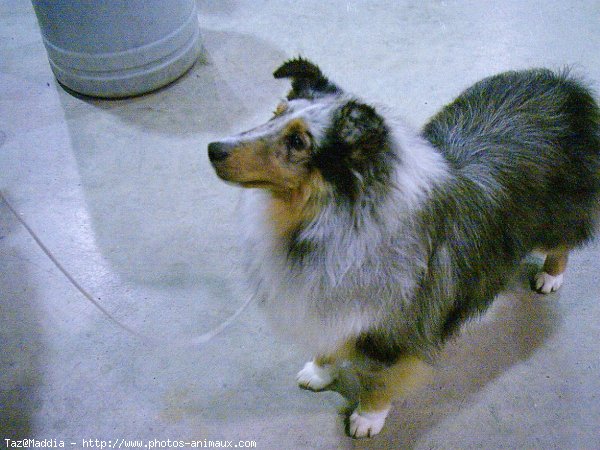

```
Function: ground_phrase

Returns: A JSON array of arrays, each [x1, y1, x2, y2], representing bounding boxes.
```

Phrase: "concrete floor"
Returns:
[[1, 0, 600, 448]]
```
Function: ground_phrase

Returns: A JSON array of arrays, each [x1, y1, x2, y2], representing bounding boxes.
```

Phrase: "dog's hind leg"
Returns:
[[296, 340, 356, 391], [534, 248, 569, 294], [349, 356, 432, 438]]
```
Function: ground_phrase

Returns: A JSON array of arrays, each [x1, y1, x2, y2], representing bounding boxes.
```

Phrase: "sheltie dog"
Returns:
[[208, 57, 600, 438]]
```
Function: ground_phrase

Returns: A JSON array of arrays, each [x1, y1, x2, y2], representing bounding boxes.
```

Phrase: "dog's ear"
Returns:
[[332, 100, 388, 158], [315, 100, 392, 198], [273, 57, 340, 100]]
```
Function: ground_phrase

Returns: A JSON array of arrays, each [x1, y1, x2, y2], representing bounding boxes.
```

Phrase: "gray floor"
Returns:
[[2, 1, 600, 448]]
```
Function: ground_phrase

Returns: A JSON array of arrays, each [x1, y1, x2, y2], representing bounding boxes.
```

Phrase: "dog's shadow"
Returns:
[[326, 260, 560, 447]]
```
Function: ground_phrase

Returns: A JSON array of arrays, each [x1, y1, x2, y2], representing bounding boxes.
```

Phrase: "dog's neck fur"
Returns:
[[265, 122, 452, 282], [267, 171, 330, 240]]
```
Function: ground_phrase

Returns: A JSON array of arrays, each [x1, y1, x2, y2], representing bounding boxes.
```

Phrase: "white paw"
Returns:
[[296, 361, 334, 391], [349, 407, 390, 438], [534, 271, 564, 294]]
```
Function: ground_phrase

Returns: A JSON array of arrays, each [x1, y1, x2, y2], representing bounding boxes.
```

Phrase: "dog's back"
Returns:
[[420, 69, 600, 335]]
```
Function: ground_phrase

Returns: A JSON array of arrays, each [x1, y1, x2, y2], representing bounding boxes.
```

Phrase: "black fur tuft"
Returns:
[[273, 56, 340, 100], [313, 100, 396, 202]]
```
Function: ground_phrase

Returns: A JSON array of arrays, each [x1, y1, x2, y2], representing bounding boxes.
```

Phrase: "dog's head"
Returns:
[[208, 57, 394, 200]]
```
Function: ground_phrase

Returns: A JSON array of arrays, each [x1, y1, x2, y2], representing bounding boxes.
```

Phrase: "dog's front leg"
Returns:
[[296, 357, 336, 391], [349, 355, 432, 438], [296, 339, 356, 391]]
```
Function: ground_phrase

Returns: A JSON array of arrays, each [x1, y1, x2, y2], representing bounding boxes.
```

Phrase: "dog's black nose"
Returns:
[[208, 142, 232, 162]]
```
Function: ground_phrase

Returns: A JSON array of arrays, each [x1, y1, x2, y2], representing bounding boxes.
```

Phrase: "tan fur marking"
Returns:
[[227, 141, 271, 177], [312, 341, 432, 414], [273, 102, 289, 116], [214, 118, 314, 192], [543, 248, 569, 276], [268, 171, 328, 239], [358, 356, 432, 412], [315, 340, 432, 413], [284, 118, 310, 134]]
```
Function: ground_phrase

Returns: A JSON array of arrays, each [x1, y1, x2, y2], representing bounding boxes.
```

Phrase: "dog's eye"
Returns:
[[286, 133, 306, 151]]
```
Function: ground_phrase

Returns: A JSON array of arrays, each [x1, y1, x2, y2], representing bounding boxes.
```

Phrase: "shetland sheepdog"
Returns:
[[208, 57, 600, 438]]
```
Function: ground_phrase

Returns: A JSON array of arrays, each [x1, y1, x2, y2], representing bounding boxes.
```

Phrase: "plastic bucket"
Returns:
[[31, 0, 201, 98]]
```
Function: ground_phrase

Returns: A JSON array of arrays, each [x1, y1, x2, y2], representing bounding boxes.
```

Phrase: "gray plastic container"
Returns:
[[31, 0, 201, 98]]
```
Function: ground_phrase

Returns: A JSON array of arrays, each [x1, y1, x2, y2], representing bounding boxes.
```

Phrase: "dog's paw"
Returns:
[[534, 271, 564, 294], [348, 407, 390, 439], [296, 361, 334, 391]]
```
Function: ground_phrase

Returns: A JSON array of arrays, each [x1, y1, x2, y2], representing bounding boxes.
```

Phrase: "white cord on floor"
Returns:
[[0, 191, 253, 348]]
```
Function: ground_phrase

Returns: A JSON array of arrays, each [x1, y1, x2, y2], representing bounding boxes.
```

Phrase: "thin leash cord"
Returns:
[[0, 191, 253, 348]]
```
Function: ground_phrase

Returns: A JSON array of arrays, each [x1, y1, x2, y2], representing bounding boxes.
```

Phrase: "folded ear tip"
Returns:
[[273, 56, 322, 79], [273, 57, 340, 99], [272, 60, 291, 78], [272, 66, 286, 78]]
